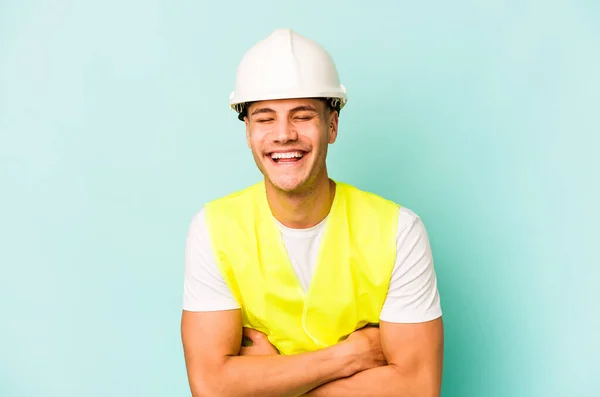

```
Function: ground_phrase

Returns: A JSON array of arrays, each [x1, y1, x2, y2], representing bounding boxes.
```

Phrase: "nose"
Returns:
[[272, 118, 298, 143]]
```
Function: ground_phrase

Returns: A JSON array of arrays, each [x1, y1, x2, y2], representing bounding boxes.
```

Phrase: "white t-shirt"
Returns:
[[183, 205, 442, 323]]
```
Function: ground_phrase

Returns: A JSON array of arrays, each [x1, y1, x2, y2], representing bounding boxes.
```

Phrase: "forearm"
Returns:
[[306, 365, 433, 397], [192, 343, 357, 397]]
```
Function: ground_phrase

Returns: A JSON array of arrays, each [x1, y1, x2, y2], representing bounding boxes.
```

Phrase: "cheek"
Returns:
[[315, 129, 330, 149], [248, 135, 266, 156], [300, 125, 326, 145]]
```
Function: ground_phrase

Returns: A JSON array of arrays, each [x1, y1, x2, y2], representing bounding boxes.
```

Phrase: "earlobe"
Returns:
[[328, 113, 339, 144], [329, 127, 338, 144]]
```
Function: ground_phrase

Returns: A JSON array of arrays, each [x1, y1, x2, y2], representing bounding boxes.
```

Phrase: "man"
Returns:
[[181, 28, 444, 397]]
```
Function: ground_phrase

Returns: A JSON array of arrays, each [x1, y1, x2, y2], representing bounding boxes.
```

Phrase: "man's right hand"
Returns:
[[182, 310, 374, 397], [239, 324, 387, 373], [343, 325, 387, 373]]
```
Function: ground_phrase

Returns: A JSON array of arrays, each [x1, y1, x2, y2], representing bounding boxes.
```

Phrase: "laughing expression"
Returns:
[[244, 98, 338, 194]]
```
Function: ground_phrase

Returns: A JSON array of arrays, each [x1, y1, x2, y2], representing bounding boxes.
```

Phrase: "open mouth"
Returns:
[[268, 151, 306, 164]]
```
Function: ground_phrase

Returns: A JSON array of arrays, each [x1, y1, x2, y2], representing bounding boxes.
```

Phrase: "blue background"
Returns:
[[1, 1, 598, 396]]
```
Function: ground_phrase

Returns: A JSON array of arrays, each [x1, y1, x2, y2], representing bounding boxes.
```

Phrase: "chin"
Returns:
[[266, 175, 308, 193]]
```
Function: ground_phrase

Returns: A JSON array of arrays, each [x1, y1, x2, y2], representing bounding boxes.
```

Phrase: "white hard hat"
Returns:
[[229, 28, 347, 120]]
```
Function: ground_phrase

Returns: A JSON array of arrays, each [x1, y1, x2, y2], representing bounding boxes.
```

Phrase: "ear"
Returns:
[[327, 110, 339, 144], [244, 117, 251, 149]]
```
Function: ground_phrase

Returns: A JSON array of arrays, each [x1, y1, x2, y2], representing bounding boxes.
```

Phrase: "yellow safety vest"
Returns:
[[205, 181, 400, 355]]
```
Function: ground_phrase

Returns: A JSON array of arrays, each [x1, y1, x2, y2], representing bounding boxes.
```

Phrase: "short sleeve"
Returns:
[[379, 207, 443, 323], [182, 207, 240, 312]]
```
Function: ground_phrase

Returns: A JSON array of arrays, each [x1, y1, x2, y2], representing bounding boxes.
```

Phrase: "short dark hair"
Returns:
[[236, 97, 342, 121]]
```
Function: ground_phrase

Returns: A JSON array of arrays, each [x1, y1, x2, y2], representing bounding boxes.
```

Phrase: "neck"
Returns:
[[265, 174, 336, 229]]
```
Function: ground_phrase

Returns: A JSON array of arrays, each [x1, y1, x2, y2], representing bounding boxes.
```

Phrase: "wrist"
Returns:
[[333, 339, 362, 377]]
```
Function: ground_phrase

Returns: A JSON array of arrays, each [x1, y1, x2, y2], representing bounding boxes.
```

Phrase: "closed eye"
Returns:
[[294, 114, 314, 121]]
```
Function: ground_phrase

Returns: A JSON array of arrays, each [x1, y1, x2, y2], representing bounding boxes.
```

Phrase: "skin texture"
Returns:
[[181, 310, 387, 397], [181, 97, 444, 396], [244, 98, 338, 228], [244, 321, 445, 397]]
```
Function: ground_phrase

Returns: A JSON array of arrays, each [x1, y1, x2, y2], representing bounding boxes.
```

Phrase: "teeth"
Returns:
[[271, 151, 304, 159]]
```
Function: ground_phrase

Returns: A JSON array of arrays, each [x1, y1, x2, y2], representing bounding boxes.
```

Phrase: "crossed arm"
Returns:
[[181, 308, 443, 397], [306, 317, 443, 397]]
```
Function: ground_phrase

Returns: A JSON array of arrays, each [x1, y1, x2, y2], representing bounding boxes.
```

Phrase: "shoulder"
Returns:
[[186, 205, 209, 241], [397, 206, 422, 232], [186, 183, 255, 237], [338, 182, 401, 215], [204, 182, 263, 220], [201, 182, 265, 225], [338, 182, 426, 239], [395, 205, 431, 246]]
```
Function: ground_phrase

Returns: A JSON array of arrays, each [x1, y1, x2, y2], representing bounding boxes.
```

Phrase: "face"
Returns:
[[244, 98, 338, 194]]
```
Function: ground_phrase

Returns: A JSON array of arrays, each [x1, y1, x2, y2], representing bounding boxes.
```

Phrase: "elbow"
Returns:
[[188, 356, 242, 397], [411, 382, 441, 397], [188, 371, 225, 397], [418, 374, 442, 397], [187, 358, 233, 397], [391, 383, 439, 397], [388, 364, 440, 397], [189, 381, 214, 397], [418, 387, 440, 397], [190, 383, 225, 397], [190, 369, 237, 397], [190, 379, 233, 397]]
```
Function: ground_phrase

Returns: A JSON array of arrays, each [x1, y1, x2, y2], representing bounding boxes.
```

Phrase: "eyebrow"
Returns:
[[289, 105, 318, 113], [250, 105, 319, 116], [250, 107, 276, 116]]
